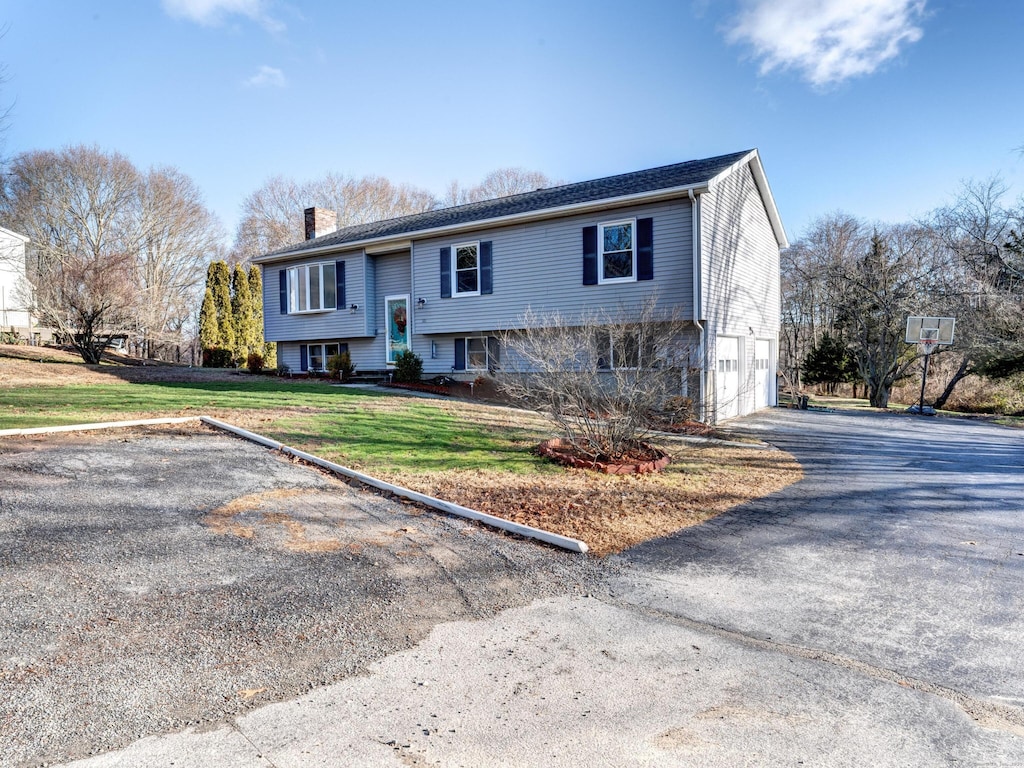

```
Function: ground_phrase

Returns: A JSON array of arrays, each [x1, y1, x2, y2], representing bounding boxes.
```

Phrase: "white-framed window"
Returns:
[[595, 327, 664, 370], [598, 219, 636, 284], [464, 336, 498, 371], [596, 329, 642, 370], [287, 262, 337, 313], [452, 242, 480, 296], [306, 342, 344, 372]]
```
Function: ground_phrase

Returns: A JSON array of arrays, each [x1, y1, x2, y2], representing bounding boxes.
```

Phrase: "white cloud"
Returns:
[[162, 0, 284, 33], [725, 0, 927, 87], [245, 65, 287, 88]]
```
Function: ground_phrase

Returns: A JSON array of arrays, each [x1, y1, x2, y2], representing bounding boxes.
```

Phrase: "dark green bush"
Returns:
[[328, 351, 355, 381], [202, 347, 234, 368], [393, 350, 423, 383]]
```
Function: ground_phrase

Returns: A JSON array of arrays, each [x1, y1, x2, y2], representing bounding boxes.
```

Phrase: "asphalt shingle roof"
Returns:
[[265, 149, 753, 258]]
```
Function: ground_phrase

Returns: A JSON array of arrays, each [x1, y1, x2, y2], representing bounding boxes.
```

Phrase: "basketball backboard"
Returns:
[[905, 316, 955, 345]]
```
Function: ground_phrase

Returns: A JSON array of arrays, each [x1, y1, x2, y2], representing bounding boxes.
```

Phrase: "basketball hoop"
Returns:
[[905, 316, 956, 416]]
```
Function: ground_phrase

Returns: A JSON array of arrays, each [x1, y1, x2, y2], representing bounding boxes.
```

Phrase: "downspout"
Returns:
[[688, 189, 707, 423]]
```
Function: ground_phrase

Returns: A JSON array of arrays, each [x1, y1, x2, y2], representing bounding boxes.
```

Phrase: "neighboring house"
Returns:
[[0, 225, 41, 344], [254, 149, 787, 423]]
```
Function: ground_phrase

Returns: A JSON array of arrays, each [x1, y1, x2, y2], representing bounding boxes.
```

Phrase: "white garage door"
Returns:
[[755, 339, 773, 410], [716, 336, 740, 421]]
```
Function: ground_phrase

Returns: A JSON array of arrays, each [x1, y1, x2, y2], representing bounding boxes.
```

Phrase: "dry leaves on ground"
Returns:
[[377, 446, 802, 557]]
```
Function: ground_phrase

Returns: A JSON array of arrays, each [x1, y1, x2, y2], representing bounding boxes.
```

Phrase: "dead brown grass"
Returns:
[[0, 344, 246, 387], [374, 445, 802, 557]]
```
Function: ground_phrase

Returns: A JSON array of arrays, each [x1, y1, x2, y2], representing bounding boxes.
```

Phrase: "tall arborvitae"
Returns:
[[209, 260, 235, 358], [198, 287, 219, 353], [249, 264, 276, 368], [231, 263, 254, 362]]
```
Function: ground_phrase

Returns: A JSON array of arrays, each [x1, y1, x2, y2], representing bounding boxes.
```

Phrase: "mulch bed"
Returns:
[[537, 438, 671, 475]]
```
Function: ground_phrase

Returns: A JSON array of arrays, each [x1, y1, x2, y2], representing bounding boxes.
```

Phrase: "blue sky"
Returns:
[[3, 0, 1022, 246]]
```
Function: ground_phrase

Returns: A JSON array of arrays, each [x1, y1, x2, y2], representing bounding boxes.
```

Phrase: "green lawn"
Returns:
[[0, 379, 557, 474]]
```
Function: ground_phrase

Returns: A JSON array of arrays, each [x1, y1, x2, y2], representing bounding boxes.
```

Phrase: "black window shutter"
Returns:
[[299, 345, 308, 372], [637, 217, 654, 281], [582, 226, 598, 285], [335, 260, 346, 309], [279, 269, 288, 314], [454, 338, 466, 370], [440, 247, 452, 298], [487, 336, 500, 371], [480, 241, 493, 295]]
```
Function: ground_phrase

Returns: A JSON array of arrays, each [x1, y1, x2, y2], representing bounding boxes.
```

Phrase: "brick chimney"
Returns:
[[304, 207, 338, 240]]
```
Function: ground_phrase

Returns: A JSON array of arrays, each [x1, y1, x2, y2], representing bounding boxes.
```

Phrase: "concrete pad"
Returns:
[[62, 597, 1024, 768]]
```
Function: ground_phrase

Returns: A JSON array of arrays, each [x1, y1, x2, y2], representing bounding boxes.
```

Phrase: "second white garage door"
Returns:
[[716, 336, 740, 421], [754, 338, 773, 410]]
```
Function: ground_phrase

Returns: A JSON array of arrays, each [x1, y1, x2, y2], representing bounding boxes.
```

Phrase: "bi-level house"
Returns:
[[254, 149, 787, 423]]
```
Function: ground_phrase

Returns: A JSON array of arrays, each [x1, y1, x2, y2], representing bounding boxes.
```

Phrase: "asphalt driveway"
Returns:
[[0, 425, 602, 767], [615, 408, 1024, 713], [4, 411, 1024, 767]]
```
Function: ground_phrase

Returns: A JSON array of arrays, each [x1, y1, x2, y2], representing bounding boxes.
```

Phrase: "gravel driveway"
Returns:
[[0, 425, 604, 767]]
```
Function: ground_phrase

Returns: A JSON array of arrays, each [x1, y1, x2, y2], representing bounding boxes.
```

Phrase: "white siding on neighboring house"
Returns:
[[0, 227, 34, 339]]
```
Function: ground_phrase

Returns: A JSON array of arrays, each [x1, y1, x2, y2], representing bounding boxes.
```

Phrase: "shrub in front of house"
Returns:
[[202, 347, 234, 368], [328, 351, 355, 381], [393, 350, 423, 383], [246, 352, 265, 374]]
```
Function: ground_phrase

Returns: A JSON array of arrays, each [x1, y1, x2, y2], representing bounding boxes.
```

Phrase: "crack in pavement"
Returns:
[[611, 596, 1024, 739], [228, 718, 282, 767]]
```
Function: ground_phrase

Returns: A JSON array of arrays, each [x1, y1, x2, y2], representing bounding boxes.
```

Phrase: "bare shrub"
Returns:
[[497, 297, 695, 461]]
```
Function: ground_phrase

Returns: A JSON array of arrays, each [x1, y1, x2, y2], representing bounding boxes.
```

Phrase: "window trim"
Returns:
[[287, 261, 337, 314], [451, 241, 481, 297], [302, 342, 347, 373], [596, 327, 664, 370], [597, 218, 637, 285], [596, 329, 642, 370], [463, 335, 496, 371]]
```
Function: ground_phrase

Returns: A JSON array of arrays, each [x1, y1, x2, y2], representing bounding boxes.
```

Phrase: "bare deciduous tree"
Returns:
[[135, 166, 224, 359], [438, 168, 562, 208], [926, 178, 1024, 399], [782, 215, 936, 408], [497, 298, 695, 461], [835, 226, 934, 407], [232, 174, 435, 262], [1, 145, 223, 363], [2, 146, 142, 363], [779, 212, 866, 391], [469, 167, 558, 200]]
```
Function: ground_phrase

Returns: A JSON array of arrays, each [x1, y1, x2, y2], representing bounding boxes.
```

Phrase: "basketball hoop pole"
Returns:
[[918, 348, 930, 415]]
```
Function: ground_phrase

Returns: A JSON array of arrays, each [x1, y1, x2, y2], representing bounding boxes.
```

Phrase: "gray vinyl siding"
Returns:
[[262, 251, 369, 342], [417, 332, 500, 377], [370, 252, 413, 367], [410, 200, 693, 336], [700, 162, 781, 418]]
